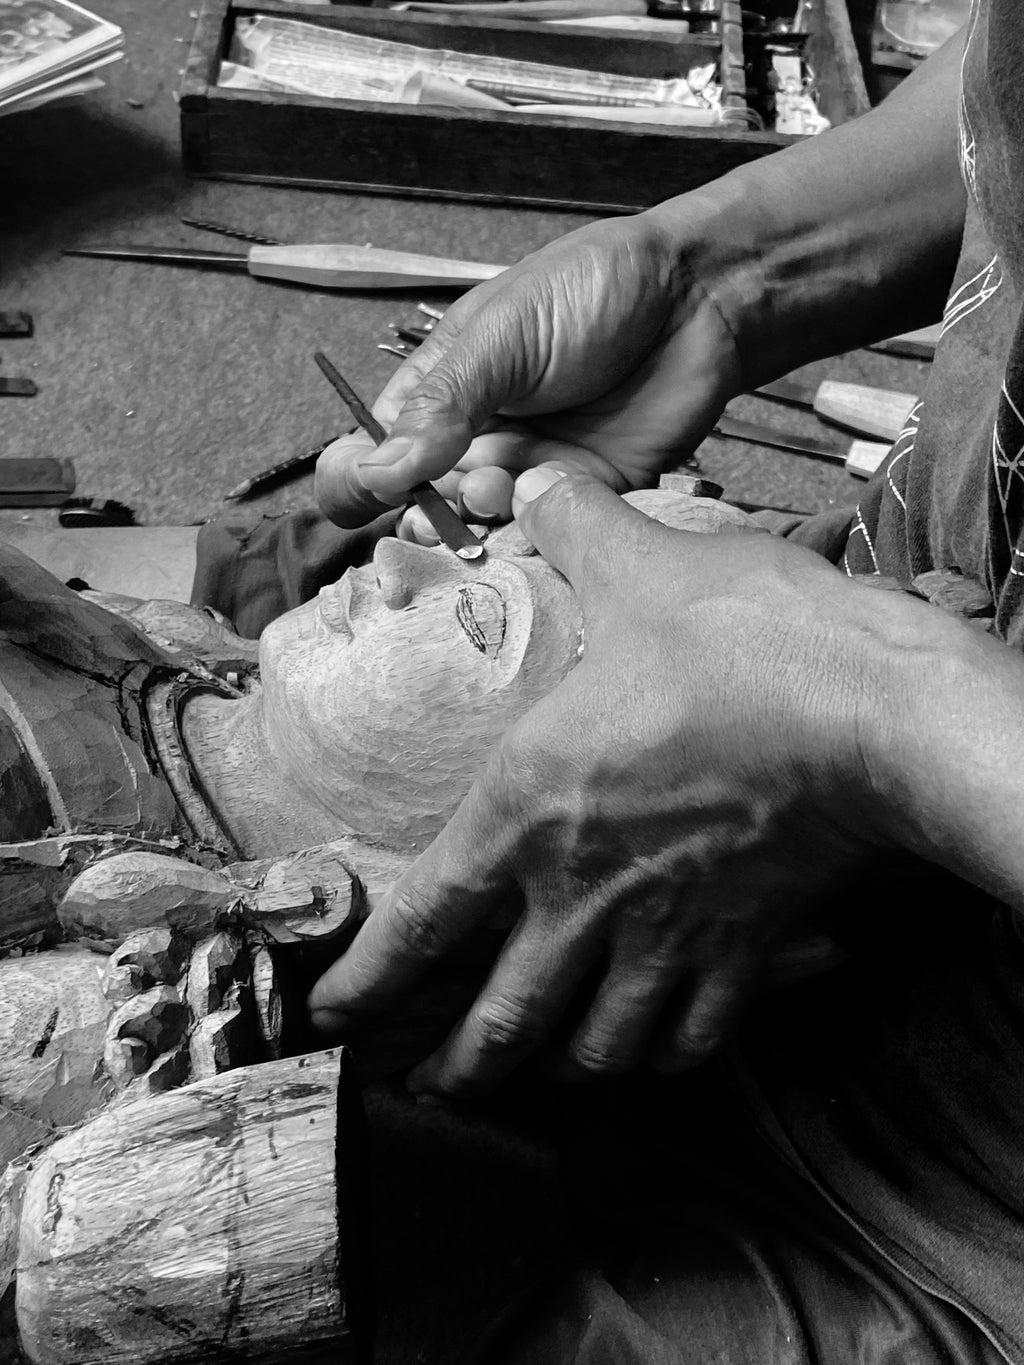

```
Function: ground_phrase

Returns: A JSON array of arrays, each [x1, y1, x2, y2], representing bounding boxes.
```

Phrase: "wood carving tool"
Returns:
[[313, 352, 485, 561], [756, 377, 917, 442], [0, 311, 32, 337], [0, 457, 75, 507], [712, 413, 890, 479], [868, 323, 941, 360], [224, 436, 345, 501], [65, 244, 508, 292], [180, 216, 282, 246], [0, 377, 37, 396]]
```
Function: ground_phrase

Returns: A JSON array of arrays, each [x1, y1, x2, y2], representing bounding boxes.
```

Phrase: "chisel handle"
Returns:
[[846, 439, 892, 479], [815, 381, 917, 443], [247, 244, 507, 291]]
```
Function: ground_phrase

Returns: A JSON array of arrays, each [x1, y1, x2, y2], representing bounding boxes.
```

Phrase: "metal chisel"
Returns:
[[65, 244, 508, 292], [868, 323, 941, 361], [712, 413, 891, 479], [756, 377, 917, 442]]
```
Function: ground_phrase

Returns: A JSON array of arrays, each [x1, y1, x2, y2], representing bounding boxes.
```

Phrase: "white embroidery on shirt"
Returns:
[[957, 0, 982, 196], [941, 254, 1002, 335], [842, 508, 880, 576]]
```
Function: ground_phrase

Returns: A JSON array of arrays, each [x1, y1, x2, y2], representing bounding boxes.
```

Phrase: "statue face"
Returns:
[[258, 530, 581, 849]]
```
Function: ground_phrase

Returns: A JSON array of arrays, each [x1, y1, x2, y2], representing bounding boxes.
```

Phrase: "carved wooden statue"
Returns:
[[0, 489, 760, 1365]]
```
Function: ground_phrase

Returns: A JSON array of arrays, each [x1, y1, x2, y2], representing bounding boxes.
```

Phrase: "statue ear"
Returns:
[[0, 542, 177, 677]]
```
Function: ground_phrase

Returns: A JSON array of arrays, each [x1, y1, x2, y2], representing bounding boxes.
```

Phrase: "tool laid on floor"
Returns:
[[868, 322, 941, 360], [0, 311, 32, 337], [224, 435, 346, 502], [66, 243, 508, 292], [313, 352, 485, 560], [712, 413, 891, 479], [180, 216, 282, 246], [756, 377, 917, 442], [0, 377, 37, 397], [0, 458, 75, 507]]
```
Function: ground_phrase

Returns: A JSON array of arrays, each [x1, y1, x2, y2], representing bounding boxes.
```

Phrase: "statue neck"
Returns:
[[179, 688, 351, 860]]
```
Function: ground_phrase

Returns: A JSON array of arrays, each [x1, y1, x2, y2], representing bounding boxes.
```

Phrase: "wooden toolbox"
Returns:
[[180, 0, 868, 214]]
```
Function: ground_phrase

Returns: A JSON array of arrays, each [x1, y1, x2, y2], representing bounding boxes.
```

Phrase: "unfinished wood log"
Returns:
[[16, 1049, 366, 1365], [0, 952, 111, 1172]]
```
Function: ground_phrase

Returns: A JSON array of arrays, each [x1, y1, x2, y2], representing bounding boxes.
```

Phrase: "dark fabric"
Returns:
[[478, 1064, 1003, 1365], [191, 506, 399, 639], [838, 0, 1024, 647], [725, 4, 1024, 1360]]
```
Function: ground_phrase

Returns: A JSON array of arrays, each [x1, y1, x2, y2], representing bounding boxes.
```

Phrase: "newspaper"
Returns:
[[0, 0, 123, 115], [220, 13, 712, 109]]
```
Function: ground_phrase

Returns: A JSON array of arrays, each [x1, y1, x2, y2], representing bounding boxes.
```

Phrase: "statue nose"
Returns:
[[372, 536, 426, 610]]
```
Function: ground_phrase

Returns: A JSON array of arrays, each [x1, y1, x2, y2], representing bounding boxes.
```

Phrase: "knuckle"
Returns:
[[472, 992, 544, 1055], [388, 883, 449, 959], [568, 1033, 634, 1076], [671, 1026, 722, 1068]]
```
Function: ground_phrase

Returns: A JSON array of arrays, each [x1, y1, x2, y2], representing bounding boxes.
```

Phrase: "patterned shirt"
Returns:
[[746, 9, 1024, 1358]]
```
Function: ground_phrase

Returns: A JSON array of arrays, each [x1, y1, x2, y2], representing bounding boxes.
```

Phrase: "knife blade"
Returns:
[[712, 413, 891, 479], [756, 377, 917, 442]]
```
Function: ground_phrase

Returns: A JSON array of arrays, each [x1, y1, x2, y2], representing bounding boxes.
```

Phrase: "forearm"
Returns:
[[646, 33, 967, 386], [864, 606, 1024, 914]]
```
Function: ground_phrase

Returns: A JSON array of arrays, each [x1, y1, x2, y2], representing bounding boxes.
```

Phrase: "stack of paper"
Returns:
[[0, 0, 124, 117]]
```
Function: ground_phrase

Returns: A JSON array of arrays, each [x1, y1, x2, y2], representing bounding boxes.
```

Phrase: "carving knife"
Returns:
[[313, 351, 485, 560], [756, 377, 917, 442], [64, 244, 508, 291], [712, 413, 891, 479]]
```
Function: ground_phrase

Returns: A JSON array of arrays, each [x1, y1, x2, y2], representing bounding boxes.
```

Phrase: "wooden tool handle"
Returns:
[[814, 381, 917, 442], [248, 244, 508, 290], [845, 439, 892, 479]]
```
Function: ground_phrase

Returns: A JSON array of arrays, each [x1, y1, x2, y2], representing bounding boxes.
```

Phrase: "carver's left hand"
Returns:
[[310, 470, 917, 1095]]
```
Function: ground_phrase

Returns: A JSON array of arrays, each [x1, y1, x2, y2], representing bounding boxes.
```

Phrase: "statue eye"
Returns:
[[455, 584, 506, 658]]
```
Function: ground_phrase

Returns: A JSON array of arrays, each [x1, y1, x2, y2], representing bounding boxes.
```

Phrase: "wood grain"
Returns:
[[16, 1049, 366, 1365]]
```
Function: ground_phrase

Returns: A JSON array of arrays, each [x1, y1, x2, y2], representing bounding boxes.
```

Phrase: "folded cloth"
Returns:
[[191, 506, 399, 638]]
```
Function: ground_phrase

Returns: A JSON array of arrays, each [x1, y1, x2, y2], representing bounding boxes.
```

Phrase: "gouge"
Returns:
[[868, 323, 942, 360], [756, 377, 917, 442], [65, 244, 508, 292], [712, 413, 891, 479]]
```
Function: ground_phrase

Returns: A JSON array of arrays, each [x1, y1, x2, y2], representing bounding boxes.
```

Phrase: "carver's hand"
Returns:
[[310, 471, 913, 1094], [315, 208, 743, 543]]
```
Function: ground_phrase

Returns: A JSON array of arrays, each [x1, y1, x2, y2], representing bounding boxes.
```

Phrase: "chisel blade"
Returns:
[[712, 413, 847, 463]]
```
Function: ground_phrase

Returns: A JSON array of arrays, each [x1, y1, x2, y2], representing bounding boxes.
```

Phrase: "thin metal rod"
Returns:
[[181, 216, 282, 246], [313, 351, 484, 560]]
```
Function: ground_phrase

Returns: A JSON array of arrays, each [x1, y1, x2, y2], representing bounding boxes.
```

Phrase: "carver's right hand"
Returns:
[[317, 33, 966, 542], [315, 206, 744, 540]]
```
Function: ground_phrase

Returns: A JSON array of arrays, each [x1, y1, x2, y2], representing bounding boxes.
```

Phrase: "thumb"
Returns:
[[511, 467, 661, 610], [356, 305, 527, 507]]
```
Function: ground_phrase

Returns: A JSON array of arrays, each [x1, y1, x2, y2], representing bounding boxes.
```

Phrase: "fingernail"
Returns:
[[358, 437, 413, 484], [514, 466, 565, 505], [310, 1008, 349, 1034]]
